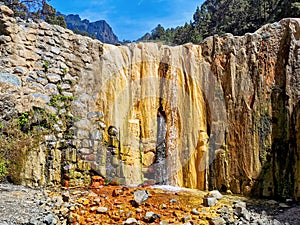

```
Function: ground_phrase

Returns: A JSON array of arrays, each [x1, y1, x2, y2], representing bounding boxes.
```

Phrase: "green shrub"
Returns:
[[43, 61, 50, 72], [61, 67, 69, 75], [17, 112, 29, 127], [0, 119, 33, 184], [0, 99, 76, 184], [0, 159, 8, 181], [49, 94, 74, 109], [0, 107, 60, 184]]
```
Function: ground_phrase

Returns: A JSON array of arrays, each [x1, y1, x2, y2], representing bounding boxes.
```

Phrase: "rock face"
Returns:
[[63, 14, 119, 44], [0, 5, 300, 199]]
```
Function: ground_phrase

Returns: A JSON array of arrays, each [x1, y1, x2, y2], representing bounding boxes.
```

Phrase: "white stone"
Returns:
[[209, 190, 223, 200], [47, 74, 61, 83], [96, 206, 108, 214], [203, 197, 217, 207], [124, 218, 138, 225]]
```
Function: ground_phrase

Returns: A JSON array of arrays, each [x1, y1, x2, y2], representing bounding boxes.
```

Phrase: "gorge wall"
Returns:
[[0, 5, 300, 199]]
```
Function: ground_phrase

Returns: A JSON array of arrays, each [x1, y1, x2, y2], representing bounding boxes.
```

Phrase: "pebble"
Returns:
[[43, 214, 57, 225], [133, 190, 149, 205], [191, 208, 200, 215], [203, 197, 218, 207], [144, 211, 160, 222], [267, 200, 278, 205], [274, 219, 282, 225], [161, 203, 167, 209], [60, 207, 69, 216], [210, 217, 226, 225], [136, 208, 143, 213], [209, 190, 223, 200], [96, 206, 108, 213], [183, 222, 193, 225], [234, 205, 251, 221], [124, 217, 138, 224], [126, 210, 133, 217], [234, 201, 247, 208], [90, 206, 98, 212], [62, 192, 70, 202], [279, 203, 290, 208], [182, 215, 191, 222]]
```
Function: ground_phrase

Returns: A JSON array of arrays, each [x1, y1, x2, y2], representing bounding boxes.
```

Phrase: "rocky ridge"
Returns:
[[63, 14, 119, 44]]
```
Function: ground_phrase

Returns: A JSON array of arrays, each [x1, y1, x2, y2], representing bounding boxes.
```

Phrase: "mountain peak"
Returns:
[[62, 13, 119, 44]]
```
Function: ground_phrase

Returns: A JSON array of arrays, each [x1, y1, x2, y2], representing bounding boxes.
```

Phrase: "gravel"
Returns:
[[1, 183, 300, 225], [0, 184, 56, 225]]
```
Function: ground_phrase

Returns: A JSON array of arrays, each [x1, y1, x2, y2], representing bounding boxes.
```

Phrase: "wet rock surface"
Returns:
[[1, 184, 300, 225]]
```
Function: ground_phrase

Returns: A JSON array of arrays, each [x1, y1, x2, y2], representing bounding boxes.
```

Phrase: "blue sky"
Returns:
[[49, 0, 203, 41]]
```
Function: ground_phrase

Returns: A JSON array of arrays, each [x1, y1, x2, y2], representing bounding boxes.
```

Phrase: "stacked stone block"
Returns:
[[0, 5, 105, 187]]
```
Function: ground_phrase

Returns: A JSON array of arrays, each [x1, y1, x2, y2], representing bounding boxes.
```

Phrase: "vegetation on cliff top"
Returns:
[[3, 0, 300, 45], [139, 0, 300, 44], [1, 0, 66, 27]]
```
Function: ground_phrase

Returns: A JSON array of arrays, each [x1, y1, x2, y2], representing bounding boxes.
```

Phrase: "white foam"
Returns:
[[150, 185, 188, 192]]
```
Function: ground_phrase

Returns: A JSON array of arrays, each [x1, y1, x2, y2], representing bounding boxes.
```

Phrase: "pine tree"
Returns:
[[42, 1, 66, 28], [151, 24, 166, 40], [140, 0, 300, 44], [2, 0, 66, 28]]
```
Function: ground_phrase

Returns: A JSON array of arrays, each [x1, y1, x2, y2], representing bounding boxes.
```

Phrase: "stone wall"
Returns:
[[1, 5, 300, 199], [0, 5, 104, 187]]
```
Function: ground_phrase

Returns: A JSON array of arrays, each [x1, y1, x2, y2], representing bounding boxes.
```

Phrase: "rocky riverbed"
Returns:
[[0, 183, 299, 225]]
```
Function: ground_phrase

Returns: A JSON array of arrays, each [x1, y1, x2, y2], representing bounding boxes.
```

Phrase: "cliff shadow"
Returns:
[[251, 29, 297, 199]]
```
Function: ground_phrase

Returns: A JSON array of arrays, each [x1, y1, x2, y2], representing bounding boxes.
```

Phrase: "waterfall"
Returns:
[[154, 107, 167, 184]]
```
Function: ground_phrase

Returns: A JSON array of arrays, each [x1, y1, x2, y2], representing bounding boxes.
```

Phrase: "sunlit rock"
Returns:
[[0, 4, 300, 199]]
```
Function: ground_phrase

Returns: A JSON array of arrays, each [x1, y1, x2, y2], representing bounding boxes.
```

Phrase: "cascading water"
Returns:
[[95, 42, 226, 190], [154, 107, 167, 184], [106, 126, 125, 184]]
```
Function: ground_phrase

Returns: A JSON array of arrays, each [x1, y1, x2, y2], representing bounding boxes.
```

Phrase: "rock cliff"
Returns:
[[0, 5, 299, 199], [63, 14, 119, 44]]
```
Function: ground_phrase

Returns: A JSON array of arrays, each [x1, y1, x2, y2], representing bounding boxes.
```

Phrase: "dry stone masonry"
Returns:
[[0, 5, 300, 199]]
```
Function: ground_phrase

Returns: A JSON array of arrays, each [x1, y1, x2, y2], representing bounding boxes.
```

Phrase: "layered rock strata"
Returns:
[[0, 5, 299, 199]]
